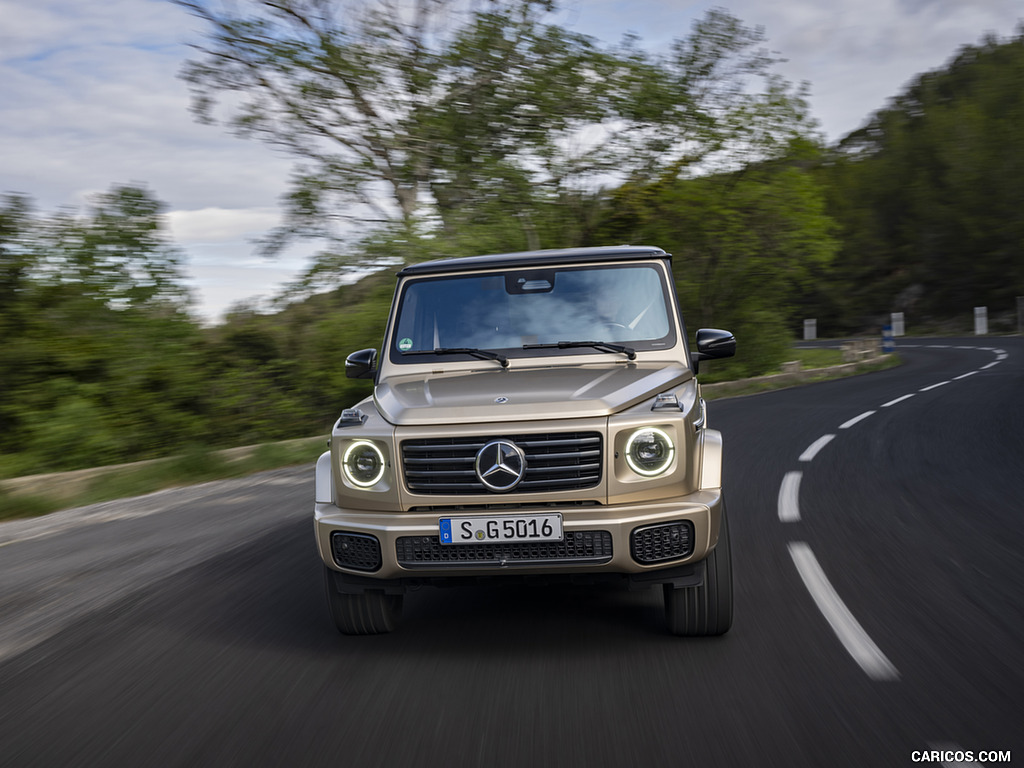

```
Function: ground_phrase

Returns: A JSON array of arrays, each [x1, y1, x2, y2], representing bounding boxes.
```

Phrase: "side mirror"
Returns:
[[692, 328, 735, 374], [345, 348, 378, 380]]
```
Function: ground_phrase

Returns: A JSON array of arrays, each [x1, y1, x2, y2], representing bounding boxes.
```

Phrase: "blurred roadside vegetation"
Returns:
[[0, 438, 325, 521], [2, 2, 1022, 483]]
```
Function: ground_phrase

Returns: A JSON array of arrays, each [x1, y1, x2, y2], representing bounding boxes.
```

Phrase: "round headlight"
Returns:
[[625, 428, 675, 476], [343, 440, 386, 487]]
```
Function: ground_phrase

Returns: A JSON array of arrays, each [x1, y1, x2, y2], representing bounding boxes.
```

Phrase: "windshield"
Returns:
[[389, 263, 675, 364]]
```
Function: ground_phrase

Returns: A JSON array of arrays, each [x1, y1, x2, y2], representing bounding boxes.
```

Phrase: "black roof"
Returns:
[[396, 245, 670, 276]]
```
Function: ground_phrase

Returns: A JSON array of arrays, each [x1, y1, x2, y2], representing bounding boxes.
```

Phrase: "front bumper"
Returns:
[[315, 489, 724, 581]]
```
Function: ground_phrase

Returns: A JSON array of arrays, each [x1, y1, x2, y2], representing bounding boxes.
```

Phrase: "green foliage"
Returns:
[[816, 30, 1024, 330], [0, 186, 205, 473], [0, 437, 327, 518], [597, 147, 839, 375], [0, 487, 63, 521], [698, 307, 794, 381]]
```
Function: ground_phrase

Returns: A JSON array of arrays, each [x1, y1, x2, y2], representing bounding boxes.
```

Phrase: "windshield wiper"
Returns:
[[402, 347, 509, 368], [522, 340, 636, 360]]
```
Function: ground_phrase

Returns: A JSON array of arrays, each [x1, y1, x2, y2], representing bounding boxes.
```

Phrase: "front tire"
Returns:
[[323, 567, 403, 635], [663, 505, 733, 636]]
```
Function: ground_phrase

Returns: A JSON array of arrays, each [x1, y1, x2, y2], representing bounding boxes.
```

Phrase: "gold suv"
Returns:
[[314, 246, 735, 635]]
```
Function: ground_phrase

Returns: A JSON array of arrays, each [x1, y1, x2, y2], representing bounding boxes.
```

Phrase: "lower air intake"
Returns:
[[630, 521, 694, 564], [331, 532, 383, 572], [396, 530, 613, 568]]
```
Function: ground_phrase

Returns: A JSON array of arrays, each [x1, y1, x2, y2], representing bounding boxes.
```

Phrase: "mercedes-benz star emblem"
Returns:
[[475, 439, 527, 492]]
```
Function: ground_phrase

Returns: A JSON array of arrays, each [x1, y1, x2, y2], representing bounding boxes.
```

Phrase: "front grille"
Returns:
[[396, 530, 613, 568], [630, 521, 694, 564], [331, 532, 383, 572], [401, 432, 602, 495]]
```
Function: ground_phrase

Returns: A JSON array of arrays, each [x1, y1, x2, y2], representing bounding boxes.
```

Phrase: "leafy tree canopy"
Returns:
[[598, 140, 838, 375], [820, 28, 1024, 327], [177, 0, 817, 286]]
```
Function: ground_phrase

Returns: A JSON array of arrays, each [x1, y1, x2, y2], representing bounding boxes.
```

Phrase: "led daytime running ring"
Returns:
[[625, 427, 675, 476], [343, 440, 386, 487]]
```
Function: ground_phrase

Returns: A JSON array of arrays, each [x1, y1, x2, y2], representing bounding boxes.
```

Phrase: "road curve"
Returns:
[[1, 337, 1021, 767]]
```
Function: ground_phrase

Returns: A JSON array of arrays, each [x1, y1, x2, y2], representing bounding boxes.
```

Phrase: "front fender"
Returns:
[[699, 428, 723, 490], [315, 450, 333, 504]]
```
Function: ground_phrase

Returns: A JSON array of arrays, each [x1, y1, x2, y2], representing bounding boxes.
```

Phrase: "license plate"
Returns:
[[439, 514, 563, 545]]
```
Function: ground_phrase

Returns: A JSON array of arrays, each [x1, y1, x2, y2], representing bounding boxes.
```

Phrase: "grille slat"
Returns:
[[515, 437, 601, 449], [404, 469, 478, 478], [404, 456, 474, 465], [518, 477, 598, 489], [525, 462, 601, 476], [396, 530, 613, 568], [401, 432, 602, 495], [402, 442, 487, 454], [527, 450, 601, 462]]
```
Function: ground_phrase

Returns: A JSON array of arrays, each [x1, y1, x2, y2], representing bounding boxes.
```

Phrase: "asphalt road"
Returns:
[[1, 338, 1021, 768]]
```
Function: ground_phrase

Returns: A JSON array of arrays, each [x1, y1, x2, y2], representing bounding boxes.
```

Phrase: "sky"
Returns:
[[2, 0, 1021, 324]]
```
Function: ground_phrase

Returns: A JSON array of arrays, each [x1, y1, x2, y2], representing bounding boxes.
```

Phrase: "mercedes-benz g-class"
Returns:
[[314, 246, 735, 635]]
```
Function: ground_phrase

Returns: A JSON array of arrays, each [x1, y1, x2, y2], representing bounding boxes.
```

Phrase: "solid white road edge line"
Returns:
[[788, 542, 900, 682], [778, 471, 802, 522]]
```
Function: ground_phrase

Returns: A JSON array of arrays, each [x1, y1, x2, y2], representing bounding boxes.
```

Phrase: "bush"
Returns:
[[696, 307, 793, 382]]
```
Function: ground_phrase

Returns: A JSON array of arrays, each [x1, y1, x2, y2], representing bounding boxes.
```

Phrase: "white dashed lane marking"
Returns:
[[839, 411, 875, 429], [882, 393, 915, 407], [799, 434, 835, 462], [778, 471, 802, 523], [788, 543, 900, 682]]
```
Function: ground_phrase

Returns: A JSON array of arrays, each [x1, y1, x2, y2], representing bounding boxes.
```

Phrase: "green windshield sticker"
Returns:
[[398, 337, 413, 351]]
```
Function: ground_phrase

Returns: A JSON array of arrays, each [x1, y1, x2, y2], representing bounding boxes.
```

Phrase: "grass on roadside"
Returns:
[[0, 488, 66, 521], [790, 347, 844, 368], [0, 437, 327, 523], [703, 353, 900, 400], [697, 346, 848, 384]]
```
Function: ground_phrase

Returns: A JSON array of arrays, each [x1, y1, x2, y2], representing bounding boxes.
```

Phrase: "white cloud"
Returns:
[[715, 0, 1022, 137], [185, 260, 303, 324], [564, 0, 1022, 139], [167, 207, 281, 244]]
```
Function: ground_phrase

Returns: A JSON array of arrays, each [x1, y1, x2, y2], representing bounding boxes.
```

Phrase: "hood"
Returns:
[[373, 362, 691, 426]]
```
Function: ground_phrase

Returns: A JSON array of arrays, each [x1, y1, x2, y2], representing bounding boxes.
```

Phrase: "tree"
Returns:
[[597, 142, 838, 376], [820, 29, 1024, 327], [0, 186, 201, 474], [25, 185, 191, 311], [177, 0, 817, 284], [0, 194, 35, 328]]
